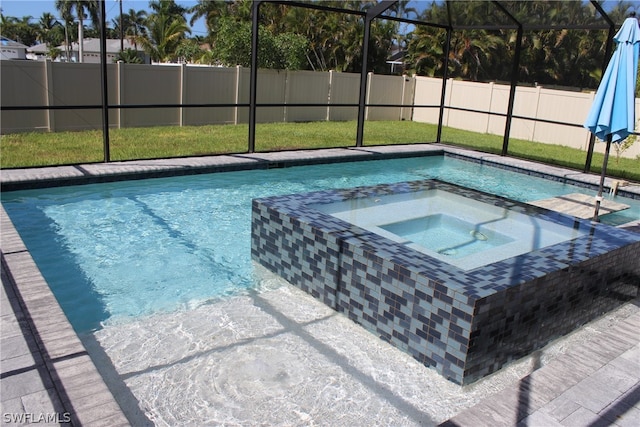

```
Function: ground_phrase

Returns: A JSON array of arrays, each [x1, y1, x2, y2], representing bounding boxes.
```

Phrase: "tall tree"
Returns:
[[134, 0, 191, 62], [115, 8, 147, 49], [36, 12, 63, 47], [54, 0, 99, 63], [138, 10, 190, 62], [189, 0, 229, 42], [402, 0, 632, 89], [148, 0, 188, 19], [404, 23, 447, 77], [211, 16, 307, 69], [256, 0, 398, 72], [0, 15, 37, 45]]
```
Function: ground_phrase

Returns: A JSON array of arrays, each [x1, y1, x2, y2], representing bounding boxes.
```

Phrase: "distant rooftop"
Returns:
[[27, 38, 143, 54], [1, 36, 28, 49]]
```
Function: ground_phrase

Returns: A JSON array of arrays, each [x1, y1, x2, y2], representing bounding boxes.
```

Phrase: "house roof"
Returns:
[[27, 43, 50, 53], [81, 38, 141, 53], [387, 49, 405, 63], [1, 37, 28, 49], [29, 38, 143, 54]]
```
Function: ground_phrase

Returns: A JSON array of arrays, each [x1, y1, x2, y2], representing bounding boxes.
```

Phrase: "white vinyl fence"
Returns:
[[2, 61, 638, 158], [413, 76, 640, 158], [0, 61, 412, 132]]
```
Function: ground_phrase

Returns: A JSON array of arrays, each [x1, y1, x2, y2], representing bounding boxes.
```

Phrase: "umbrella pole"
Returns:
[[593, 135, 613, 222]]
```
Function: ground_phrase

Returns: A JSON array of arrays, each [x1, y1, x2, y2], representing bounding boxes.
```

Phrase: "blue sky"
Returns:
[[0, 0, 209, 38]]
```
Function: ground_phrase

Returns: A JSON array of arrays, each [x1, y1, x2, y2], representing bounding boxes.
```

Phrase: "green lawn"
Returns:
[[2, 121, 639, 182]]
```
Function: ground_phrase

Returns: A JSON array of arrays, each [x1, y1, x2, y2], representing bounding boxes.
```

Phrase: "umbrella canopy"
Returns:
[[584, 15, 640, 220]]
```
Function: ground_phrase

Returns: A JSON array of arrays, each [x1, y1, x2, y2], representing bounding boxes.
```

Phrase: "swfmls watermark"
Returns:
[[2, 412, 71, 424]]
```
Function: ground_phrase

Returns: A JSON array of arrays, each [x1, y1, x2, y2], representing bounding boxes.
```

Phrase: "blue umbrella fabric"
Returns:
[[584, 15, 640, 220]]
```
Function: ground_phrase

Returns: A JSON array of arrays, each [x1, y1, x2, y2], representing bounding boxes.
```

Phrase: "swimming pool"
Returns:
[[2, 155, 640, 334]]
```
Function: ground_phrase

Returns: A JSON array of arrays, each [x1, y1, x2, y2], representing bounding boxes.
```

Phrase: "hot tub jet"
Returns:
[[470, 230, 488, 241]]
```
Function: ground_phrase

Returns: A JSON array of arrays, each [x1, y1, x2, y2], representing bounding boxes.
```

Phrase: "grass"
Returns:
[[2, 121, 639, 182]]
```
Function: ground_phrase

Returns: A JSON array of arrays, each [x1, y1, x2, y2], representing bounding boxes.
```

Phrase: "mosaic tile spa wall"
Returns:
[[251, 180, 640, 384]]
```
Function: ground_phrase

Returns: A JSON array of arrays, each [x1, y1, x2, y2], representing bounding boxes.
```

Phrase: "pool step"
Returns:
[[529, 193, 629, 219]]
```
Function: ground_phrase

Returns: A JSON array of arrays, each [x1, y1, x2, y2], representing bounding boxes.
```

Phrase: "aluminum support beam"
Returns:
[[501, 25, 522, 156], [437, 27, 452, 143], [492, 1, 522, 156], [248, 1, 262, 153], [99, 0, 110, 162], [356, 1, 397, 147]]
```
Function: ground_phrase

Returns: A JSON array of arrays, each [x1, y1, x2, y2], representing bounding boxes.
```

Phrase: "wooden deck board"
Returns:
[[528, 193, 629, 219]]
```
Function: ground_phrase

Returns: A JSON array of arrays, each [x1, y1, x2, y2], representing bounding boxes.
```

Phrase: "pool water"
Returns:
[[312, 187, 590, 270], [316, 188, 596, 270], [3, 155, 639, 333], [381, 214, 515, 257]]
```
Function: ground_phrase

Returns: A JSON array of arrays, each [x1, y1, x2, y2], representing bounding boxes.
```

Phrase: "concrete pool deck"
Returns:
[[1, 144, 639, 426]]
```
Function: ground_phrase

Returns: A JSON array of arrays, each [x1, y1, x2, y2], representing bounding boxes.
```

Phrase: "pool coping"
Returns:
[[1, 143, 639, 424], [1, 206, 130, 426], [2, 144, 640, 200]]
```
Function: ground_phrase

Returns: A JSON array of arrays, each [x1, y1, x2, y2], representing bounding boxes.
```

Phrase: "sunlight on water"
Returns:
[[87, 267, 638, 426], [89, 269, 518, 426], [3, 155, 639, 425], [3, 156, 639, 332]]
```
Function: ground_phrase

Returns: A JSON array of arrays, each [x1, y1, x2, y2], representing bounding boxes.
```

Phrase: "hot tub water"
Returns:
[[312, 188, 587, 271], [381, 214, 514, 258]]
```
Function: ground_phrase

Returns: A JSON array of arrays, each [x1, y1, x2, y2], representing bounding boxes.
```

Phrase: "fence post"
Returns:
[[407, 76, 416, 121], [248, 1, 261, 153], [443, 78, 453, 127], [235, 65, 241, 125], [365, 72, 373, 121], [400, 75, 406, 120], [45, 59, 55, 132], [284, 69, 290, 123], [327, 70, 333, 121], [531, 84, 542, 141], [180, 63, 187, 126], [400, 75, 415, 121], [485, 82, 494, 134]]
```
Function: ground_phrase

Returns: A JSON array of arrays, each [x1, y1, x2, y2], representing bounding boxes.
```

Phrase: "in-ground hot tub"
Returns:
[[311, 188, 588, 271], [251, 180, 640, 384]]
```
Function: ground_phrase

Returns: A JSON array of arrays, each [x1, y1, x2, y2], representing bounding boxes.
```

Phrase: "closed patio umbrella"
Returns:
[[584, 14, 640, 221]]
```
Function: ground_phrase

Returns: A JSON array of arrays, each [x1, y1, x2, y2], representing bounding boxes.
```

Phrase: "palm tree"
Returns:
[[137, 13, 190, 62], [0, 15, 36, 45], [226, 0, 253, 22], [189, 0, 228, 34], [48, 46, 62, 61], [115, 48, 143, 63], [116, 8, 147, 49], [54, 0, 99, 63], [148, 0, 188, 19], [403, 0, 610, 86], [384, 0, 418, 53], [405, 24, 447, 77], [36, 12, 63, 47]]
